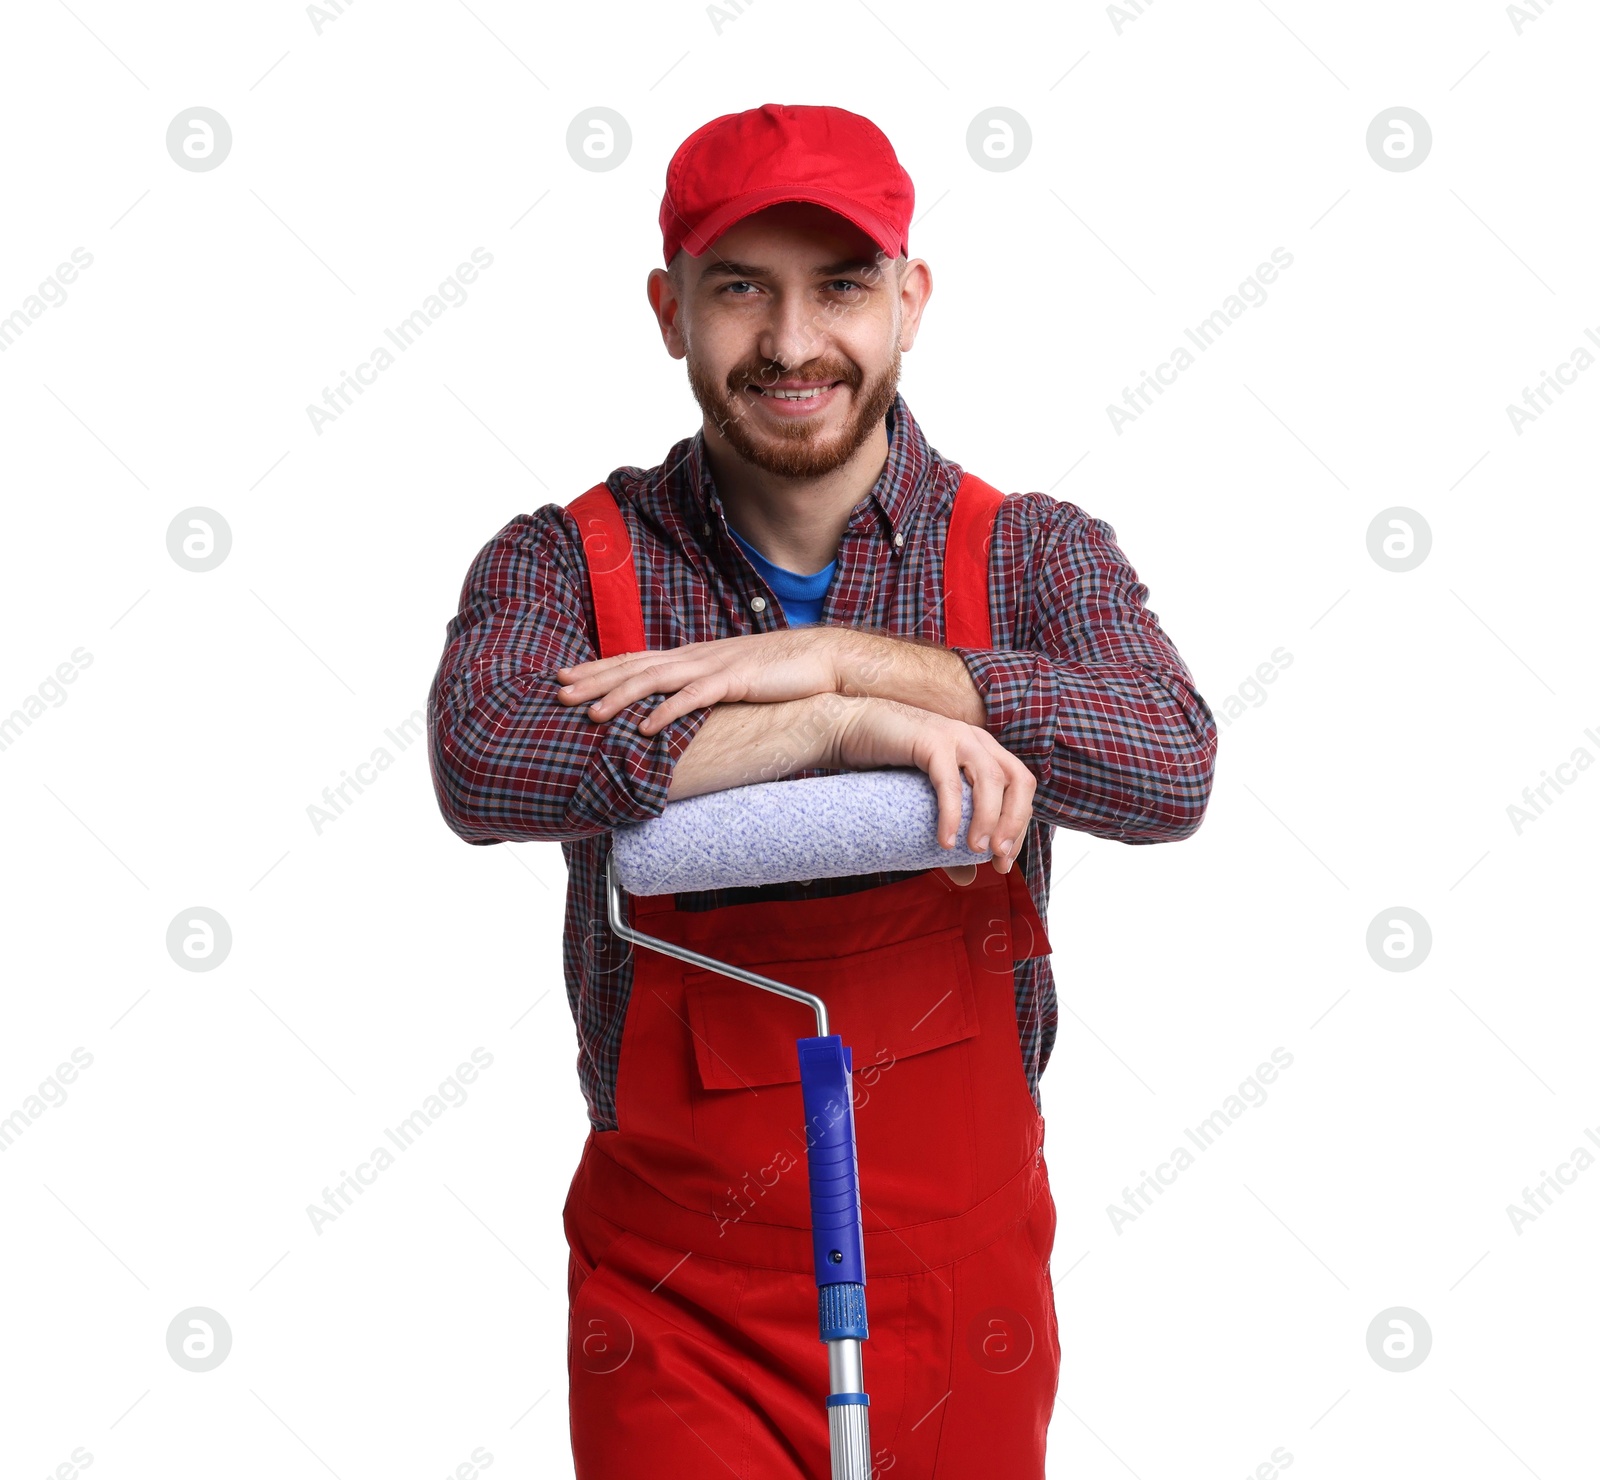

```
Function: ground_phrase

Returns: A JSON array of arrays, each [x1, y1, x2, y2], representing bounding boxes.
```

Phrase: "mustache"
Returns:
[[727, 361, 861, 392]]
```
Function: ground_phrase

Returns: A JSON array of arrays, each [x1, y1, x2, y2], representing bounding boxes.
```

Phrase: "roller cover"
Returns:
[[610, 768, 993, 895]]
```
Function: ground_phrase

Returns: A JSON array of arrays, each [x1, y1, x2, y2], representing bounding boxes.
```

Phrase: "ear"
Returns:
[[647, 265, 688, 360], [896, 258, 932, 353]]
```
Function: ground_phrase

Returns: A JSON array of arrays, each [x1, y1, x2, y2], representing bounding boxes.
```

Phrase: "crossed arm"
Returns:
[[426, 495, 1216, 864], [557, 625, 986, 736], [551, 627, 1042, 866]]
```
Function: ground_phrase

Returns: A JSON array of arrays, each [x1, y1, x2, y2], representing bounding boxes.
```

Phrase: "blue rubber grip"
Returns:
[[819, 1282, 868, 1342], [797, 1035, 867, 1288]]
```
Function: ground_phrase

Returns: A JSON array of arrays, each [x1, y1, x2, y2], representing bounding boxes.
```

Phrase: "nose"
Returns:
[[756, 288, 827, 376]]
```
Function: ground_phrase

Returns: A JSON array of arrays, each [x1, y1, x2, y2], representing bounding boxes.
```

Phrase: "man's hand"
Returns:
[[556, 629, 849, 733], [826, 697, 1036, 872]]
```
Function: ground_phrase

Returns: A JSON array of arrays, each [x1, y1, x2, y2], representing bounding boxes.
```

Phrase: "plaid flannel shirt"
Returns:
[[427, 395, 1216, 1131]]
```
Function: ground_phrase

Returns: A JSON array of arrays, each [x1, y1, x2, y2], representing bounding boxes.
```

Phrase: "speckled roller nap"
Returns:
[[611, 768, 993, 895]]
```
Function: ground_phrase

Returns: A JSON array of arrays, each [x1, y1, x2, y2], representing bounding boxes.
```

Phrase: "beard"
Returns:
[[687, 345, 901, 479]]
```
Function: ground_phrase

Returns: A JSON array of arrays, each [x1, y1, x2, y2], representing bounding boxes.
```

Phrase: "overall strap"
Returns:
[[569, 483, 646, 659], [572, 472, 1001, 658], [942, 471, 1005, 649]]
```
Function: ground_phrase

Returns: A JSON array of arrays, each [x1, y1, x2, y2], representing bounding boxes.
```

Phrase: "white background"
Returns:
[[2, 1, 1597, 1476]]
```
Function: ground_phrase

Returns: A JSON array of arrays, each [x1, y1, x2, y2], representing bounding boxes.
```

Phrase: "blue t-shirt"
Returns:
[[728, 524, 836, 625]]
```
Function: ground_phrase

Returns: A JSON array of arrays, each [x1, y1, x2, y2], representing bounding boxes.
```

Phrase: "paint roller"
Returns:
[[604, 766, 990, 1480], [610, 765, 993, 895]]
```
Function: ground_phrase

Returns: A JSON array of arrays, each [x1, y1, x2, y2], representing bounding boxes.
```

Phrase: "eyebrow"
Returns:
[[698, 257, 884, 281]]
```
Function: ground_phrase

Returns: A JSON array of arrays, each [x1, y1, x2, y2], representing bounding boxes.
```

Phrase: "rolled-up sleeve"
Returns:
[[426, 506, 710, 845], [953, 496, 1216, 844]]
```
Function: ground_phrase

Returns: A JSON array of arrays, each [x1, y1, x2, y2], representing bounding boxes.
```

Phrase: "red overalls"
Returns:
[[562, 473, 1061, 1478]]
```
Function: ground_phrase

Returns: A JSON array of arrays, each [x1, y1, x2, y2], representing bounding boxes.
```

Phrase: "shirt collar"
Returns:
[[678, 392, 940, 545]]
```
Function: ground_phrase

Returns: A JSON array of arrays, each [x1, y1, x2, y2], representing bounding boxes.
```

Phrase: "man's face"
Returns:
[[651, 203, 927, 479]]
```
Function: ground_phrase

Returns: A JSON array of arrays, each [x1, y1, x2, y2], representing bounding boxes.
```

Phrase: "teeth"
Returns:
[[758, 385, 830, 399]]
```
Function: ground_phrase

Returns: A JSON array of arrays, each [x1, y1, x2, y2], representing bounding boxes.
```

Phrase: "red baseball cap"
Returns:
[[659, 103, 914, 268]]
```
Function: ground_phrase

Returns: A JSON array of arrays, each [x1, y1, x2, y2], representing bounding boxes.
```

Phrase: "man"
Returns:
[[427, 103, 1215, 1479]]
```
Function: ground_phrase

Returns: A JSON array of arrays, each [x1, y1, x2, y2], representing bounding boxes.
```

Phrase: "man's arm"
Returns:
[[555, 497, 1215, 844], [641, 501, 1217, 843], [426, 507, 712, 845], [932, 496, 1217, 843], [824, 630, 986, 726], [556, 625, 985, 731], [666, 693, 841, 799], [669, 690, 1036, 868], [427, 506, 1034, 859], [801, 501, 1213, 843]]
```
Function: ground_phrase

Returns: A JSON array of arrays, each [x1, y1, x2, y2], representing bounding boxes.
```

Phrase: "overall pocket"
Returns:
[[679, 925, 986, 1225]]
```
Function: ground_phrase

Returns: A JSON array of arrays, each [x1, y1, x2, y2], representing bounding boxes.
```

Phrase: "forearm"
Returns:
[[823, 628, 1210, 841], [960, 648, 1215, 842], [916, 493, 1220, 845], [832, 628, 986, 726], [668, 691, 847, 800], [426, 508, 712, 846], [827, 628, 1212, 842], [667, 689, 1037, 869], [431, 662, 710, 842]]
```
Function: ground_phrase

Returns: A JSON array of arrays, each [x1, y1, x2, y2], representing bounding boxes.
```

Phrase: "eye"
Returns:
[[719, 280, 759, 296], [828, 280, 864, 294]]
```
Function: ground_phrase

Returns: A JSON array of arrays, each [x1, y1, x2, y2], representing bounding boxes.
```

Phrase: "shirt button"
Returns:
[[750, 595, 767, 613], [701, 523, 710, 536], [893, 531, 904, 549]]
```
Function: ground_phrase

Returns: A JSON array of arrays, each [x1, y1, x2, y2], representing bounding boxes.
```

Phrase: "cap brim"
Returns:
[[680, 184, 904, 264]]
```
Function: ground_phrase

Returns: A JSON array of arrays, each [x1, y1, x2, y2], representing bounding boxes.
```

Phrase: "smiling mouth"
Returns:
[[746, 380, 844, 400]]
